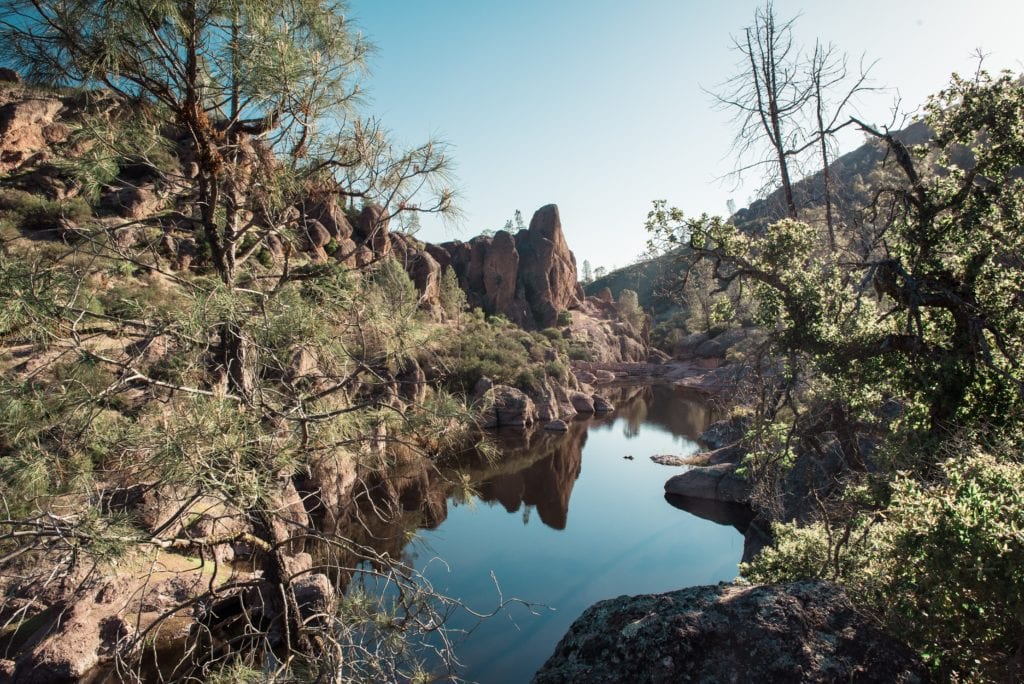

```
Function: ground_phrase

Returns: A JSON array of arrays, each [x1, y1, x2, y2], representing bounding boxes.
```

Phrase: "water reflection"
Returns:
[[664, 494, 755, 535], [475, 422, 586, 530], [308, 383, 741, 683], [311, 384, 724, 555]]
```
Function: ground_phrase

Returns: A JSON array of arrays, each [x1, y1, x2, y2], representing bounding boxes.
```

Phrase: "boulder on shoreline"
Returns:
[[664, 462, 750, 503], [533, 581, 929, 683]]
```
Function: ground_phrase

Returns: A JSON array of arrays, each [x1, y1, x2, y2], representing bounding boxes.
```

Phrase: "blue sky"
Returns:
[[346, 0, 1023, 271]]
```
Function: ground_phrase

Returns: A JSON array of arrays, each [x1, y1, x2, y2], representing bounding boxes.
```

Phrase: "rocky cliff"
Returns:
[[428, 204, 585, 330]]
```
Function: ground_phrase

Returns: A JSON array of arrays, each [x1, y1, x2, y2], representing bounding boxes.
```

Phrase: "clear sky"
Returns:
[[346, 1, 1023, 271]]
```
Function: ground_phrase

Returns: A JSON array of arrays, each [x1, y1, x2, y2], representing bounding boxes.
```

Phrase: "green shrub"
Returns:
[[556, 309, 572, 326], [545, 360, 568, 382], [567, 342, 592, 361], [439, 266, 467, 319], [3, 194, 93, 233], [742, 453, 1024, 681], [617, 289, 644, 328]]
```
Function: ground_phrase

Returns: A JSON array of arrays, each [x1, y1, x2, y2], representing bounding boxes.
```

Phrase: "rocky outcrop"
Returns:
[[354, 203, 391, 256], [516, 204, 584, 327], [664, 462, 751, 503], [479, 385, 537, 429], [568, 297, 649, 363], [0, 94, 65, 174], [391, 233, 442, 311], [433, 204, 582, 329], [534, 581, 928, 684]]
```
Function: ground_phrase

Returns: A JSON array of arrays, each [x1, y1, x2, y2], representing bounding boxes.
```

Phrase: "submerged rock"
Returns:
[[533, 581, 928, 683]]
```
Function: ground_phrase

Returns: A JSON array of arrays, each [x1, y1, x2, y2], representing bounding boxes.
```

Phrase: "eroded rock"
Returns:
[[480, 385, 537, 429], [0, 97, 63, 173], [534, 581, 928, 684]]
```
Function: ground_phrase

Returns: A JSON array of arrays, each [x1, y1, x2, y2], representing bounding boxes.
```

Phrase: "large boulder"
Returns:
[[479, 385, 537, 429], [355, 204, 391, 256], [664, 462, 750, 503], [0, 96, 64, 174], [534, 581, 928, 684], [100, 185, 161, 219], [693, 326, 751, 359], [300, 194, 352, 242], [14, 578, 137, 682]]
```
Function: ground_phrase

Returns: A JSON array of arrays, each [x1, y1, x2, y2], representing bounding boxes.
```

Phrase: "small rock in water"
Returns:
[[623, 455, 634, 460]]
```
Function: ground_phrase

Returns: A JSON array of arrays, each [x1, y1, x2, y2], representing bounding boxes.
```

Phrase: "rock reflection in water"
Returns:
[[475, 421, 587, 530], [664, 493, 755, 535], [302, 384, 721, 594]]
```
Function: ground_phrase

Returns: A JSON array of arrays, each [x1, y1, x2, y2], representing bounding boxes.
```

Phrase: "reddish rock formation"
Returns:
[[300, 194, 353, 242], [355, 203, 391, 256], [515, 204, 584, 327], [433, 204, 582, 329], [0, 95, 65, 173], [391, 233, 442, 310]]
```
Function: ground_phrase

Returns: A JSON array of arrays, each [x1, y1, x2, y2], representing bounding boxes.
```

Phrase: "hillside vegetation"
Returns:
[[648, 69, 1024, 680]]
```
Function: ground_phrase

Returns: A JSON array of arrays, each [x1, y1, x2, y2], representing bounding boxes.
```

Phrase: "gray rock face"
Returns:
[[533, 581, 929, 684], [699, 417, 747, 450], [664, 463, 750, 503]]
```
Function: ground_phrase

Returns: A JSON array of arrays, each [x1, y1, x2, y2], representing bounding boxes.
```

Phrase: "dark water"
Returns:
[[397, 384, 748, 683]]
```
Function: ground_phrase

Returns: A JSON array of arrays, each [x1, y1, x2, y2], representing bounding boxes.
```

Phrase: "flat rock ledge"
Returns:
[[533, 580, 929, 684]]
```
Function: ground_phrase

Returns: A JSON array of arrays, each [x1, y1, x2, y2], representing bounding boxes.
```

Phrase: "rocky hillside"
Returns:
[[0, 77, 643, 359], [0, 73, 665, 679], [585, 121, 936, 315]]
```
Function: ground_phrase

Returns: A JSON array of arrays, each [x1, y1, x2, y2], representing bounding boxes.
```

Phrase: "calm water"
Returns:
[[398, 384, 748, 683]]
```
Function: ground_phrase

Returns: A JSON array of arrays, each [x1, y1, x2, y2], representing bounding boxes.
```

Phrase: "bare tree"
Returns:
[[713, 1, 874, 238], [714, 2, 808, 219]]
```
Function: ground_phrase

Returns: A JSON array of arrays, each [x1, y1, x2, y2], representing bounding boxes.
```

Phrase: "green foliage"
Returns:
[[556, 309, 573, 326], [0, 255, 73, 343], [617, 289, 644, 329], [369, 257, 419, 319], [438, 266, 467, 319], [438, 315, 565, 396], [743, 452, 1024, 681], [566, 340, 593, 361], [650, 70, 1024, 680], [544, 360, 569, 383], [0, 190, 92, 234]]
